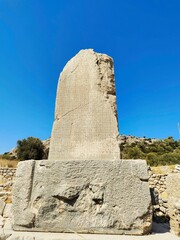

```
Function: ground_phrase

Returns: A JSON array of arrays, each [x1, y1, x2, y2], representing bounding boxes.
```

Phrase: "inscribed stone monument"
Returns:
[[12, 49, 152, 235]]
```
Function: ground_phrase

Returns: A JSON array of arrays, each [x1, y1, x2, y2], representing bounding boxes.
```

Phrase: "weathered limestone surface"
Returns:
[[166, 173, 180, 237], [12, 50, 152, 235], [13, 159, 152, 235], [48, 49, 120, 161]]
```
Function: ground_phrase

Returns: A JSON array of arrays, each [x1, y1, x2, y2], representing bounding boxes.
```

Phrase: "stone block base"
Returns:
[[12, 160, 152, 235]]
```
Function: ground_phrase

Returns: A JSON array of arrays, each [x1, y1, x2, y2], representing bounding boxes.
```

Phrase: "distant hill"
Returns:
[[119, 134, 158, 145], [120, 135, 180, 166]]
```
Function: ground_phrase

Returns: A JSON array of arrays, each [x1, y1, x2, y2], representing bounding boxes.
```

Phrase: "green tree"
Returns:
[[164, 137, 177, 149], [125, 146, 145, 159], [146, 152, 159, 166], [16, 137, 45, 161]]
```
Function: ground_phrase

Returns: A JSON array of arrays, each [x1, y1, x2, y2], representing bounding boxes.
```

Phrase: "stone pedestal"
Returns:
[[13, 159, 152, 235]]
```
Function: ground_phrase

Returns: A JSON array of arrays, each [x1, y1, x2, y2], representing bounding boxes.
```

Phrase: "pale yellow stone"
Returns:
[[48, 49, 120, 161]]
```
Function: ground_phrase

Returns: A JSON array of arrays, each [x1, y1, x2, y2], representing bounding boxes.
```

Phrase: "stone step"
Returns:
[[5, 230, 180, 240]]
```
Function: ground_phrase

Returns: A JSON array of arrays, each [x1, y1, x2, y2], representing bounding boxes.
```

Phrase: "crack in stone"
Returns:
[[71, 65, 79, 73], [57, 102, 90, 120], [28, 161, 36, 204]]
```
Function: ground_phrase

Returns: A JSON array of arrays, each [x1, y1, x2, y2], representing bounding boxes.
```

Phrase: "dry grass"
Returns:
[[151, 165, 175, 174], [0, 159, 19, 168]]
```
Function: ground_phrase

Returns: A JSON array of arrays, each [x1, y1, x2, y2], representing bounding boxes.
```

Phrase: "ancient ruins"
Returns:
[[12, 49, 152, 235]]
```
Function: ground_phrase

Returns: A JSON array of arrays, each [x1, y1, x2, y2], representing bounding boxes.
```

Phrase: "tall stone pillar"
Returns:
[[48, 49, 120, 161]]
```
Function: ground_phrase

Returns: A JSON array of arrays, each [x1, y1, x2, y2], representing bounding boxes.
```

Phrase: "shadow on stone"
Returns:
[[152, 222, 170, 234]]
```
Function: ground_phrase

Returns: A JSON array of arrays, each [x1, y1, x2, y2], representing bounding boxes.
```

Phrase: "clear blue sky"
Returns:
[[0, 0, 180, 153]]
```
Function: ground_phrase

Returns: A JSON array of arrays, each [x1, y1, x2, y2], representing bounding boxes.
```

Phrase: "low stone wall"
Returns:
[[0, 168, 16, 204], [0, 168, 15, 239], [149, 172, 169, 222], [0, 168, 16, 184], [148, 165, 180, 226]]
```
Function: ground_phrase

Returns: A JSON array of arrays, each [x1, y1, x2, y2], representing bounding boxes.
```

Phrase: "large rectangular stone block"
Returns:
[[13, 159, 152, 235]]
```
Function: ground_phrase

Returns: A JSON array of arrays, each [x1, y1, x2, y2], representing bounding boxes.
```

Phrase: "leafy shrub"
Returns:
[[16, 137, 45, 161], [146, 153, 159, 166], [123, 146, 145, 159]]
